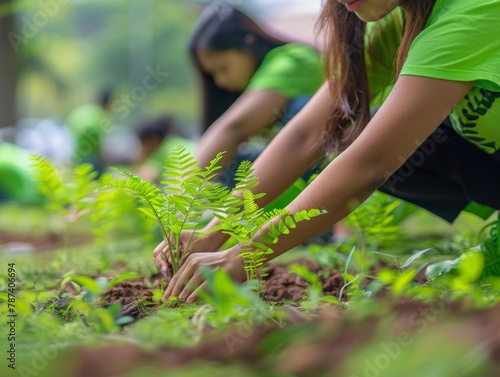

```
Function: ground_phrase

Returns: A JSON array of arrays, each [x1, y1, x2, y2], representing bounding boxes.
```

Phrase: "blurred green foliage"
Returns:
[[8, 0, 199, 130]]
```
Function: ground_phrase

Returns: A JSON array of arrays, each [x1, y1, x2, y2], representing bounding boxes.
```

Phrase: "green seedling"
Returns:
[[102, 145, 325, 292], [30, 156, 154, 247]]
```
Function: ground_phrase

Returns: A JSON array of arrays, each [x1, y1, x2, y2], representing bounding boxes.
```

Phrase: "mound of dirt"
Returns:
[[50, 301, 500, 377], [94, 259, 343, 323], [263, 259, 345, 302], [99, 274, 164, 320]]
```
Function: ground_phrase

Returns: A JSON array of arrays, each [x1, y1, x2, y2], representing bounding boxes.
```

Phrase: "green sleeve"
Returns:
[[401, 0, 500, 92], [247, 43, 325, 98], [66, 104, 110, 161], [401, 0, 500, 154]]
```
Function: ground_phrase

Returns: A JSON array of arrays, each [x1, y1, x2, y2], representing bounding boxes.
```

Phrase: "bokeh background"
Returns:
[[0, 0, 322, 161]]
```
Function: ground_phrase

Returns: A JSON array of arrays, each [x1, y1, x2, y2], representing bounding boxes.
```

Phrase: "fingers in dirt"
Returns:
[[187, 283, 206, 304], [163, 270, 184, 300], [178, 272, 203, 301]]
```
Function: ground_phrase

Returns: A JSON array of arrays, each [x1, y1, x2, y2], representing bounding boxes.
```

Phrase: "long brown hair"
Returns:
[[189, 5, 286, 134], [318, 0, 436, 154]]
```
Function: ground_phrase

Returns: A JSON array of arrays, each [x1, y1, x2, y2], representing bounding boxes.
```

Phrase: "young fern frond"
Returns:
[[256, 209, 326, 251], [165, 148, 229, 256], [101, 169, 169, 238], [233, 160, 260, 193], [242, 190, 262, 224], [161, 146, 202, 195], [71, 163, 99, 210], [102, 145, 326, 283], [239, 209, 326, 285], [30, 155, 67, 213]]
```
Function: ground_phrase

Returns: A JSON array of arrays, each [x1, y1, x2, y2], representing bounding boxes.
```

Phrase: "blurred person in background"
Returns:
[[135, 116, 196, 181], [190, 4, 325, 196], [65, 87, 114, 175]]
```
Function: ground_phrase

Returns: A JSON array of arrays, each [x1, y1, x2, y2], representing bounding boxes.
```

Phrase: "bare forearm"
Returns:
[[256, 149, 380, 262], [199, 84, 332, 248], [250, 83, 332, 207], [195, 119, 241, 171], [253, 76, 475, 263], [195, 90, 288, 174]]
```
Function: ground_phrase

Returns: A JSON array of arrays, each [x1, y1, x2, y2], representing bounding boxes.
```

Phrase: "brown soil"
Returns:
[[90, 259, 344, 324], [263, 258, 345, 302], [53, 301, 500, 377], [99, 274, 164, 320], [85, 258, 424, 324], [46, 259, 499, 376]]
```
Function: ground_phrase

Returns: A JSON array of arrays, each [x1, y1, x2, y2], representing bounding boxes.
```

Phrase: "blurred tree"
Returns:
[[0, 0, 18, 127], [0, 0, 199, 133], [17, 1, 198, 126]]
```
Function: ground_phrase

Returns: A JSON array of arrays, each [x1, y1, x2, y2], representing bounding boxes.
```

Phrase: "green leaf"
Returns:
[[426, 247, 486, 284], [402, 248, 431, 268], [482, 236, 500, 277], [285, 215, 296, 229], [393, 268, 417, 295], [71, 276, 101, 293], [106, 302, 122, 317], [0, 294, 32, 314], [289, 264, 322, 293], [377, 268, 398, 284], [108, 273, 142, 288], [251, 241, 270, 252], [294, 210, 309, 221], [320, 296, 341, 305], [115, 316, 136, 325], [426, 260, 458, 280], [138, 207, 158, 220], [457, 250, 484, 283]]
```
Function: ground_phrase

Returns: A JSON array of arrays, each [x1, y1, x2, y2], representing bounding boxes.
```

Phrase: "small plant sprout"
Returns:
[[101, 145, 326, 292]]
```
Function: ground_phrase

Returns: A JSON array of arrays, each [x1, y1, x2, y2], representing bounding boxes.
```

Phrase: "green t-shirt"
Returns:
[[247, 43, 324, 97], [66, 103, 111, 163], [401, 0, 500, 155]]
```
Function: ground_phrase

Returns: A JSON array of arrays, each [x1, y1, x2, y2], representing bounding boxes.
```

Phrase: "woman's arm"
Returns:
[[194, 89, 288, 171], [154, 84, 331, 275], [255, 75, 475, 260], [198, 83, 331, 248], [164, 75, 475, 302], [249, 82, 331, 207]]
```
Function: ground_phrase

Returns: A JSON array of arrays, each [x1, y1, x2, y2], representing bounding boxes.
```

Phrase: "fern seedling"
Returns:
[[30, 156, 104, 254], [102, 145, 326, 294], [214, 181, 326, 294], [101, 146, 249, 273]]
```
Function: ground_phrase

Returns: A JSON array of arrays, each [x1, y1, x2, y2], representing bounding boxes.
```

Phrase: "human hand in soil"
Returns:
[[153, 230, 221, 280], [162, 247, 246, 303]]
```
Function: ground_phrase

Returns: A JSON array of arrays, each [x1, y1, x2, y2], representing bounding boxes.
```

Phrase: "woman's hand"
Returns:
[[152, 230, 217, 280], [162, 247, 246, 303], [153, 223, 227, 280]]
